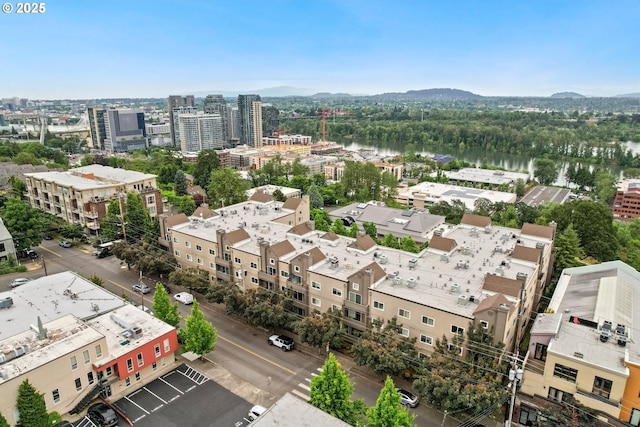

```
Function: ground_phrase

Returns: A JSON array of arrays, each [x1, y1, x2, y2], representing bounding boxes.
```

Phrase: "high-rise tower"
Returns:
[[203, 95, 231, 145], [167, 95, 195, 146], [237, 94, 262, 147]]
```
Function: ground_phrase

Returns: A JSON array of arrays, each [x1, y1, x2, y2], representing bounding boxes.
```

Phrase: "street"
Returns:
[[2, 240, 456, 427]]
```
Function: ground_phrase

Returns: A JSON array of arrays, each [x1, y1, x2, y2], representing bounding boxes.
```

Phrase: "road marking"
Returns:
[[298, 383, 310, 391], [143, 386, 167, 404], [37, 245, 62, 258], [218, 335, 297, 375], [124, 396, 150, 414], [159, 376, 184, 395], [291, 389, 310, 401]]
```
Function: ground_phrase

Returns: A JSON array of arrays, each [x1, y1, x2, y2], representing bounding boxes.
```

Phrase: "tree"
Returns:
[[193, 149, 221, 189], [207, 168, 248, 208], [294, 308, 344, 351], [307, 184, 324, 209], [331, 218, 349, 236], [533, 158, 558, 186], [168, 267, 209, 293], [380, 233, 399, 249], [380, 171, 399, 203], [0, 412, 10, 427], [554, 224, 585, 270], [0, 197, 46, 251], [153, 283, 181, 327], [367, 377, 417, 427], [16, 379, 49, 427], [242, 288, 296, 330], [272, 189, 286, 202], [9, 175, 26, 199], [182, 300, 217, 360], [174, 170, 188, 196], [100, 199, 123, 242], [593, 170, 616, 204], [399, 236, 419, 253], [309, 353, 366, 425], [88, 273, 104, 287], [158, 163, 178, 186], [351, 317, 417, 378], [176, 196, 196, 216], [515, 178, 527, 198], [363, 221, 378, 241], [60, 223, 84, 242], [311, 208, 331, 231], [124, 193, 148, 242]]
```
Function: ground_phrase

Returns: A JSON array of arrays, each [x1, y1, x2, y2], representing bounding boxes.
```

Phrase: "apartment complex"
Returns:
[[103, 109, 147, 153], [165, 198, 554, 354], [203, 94, 231, 144], [0, 272, 178, 423], [167, 95, 195, 146], [612, 179, 640, 220], [238, 94, 262, 147], [178, 113, 224, 153], [23, 165, 162, 234], [521, 261, 640, 426], [0, 217, 17, 261], [87, 107, 106, 150]]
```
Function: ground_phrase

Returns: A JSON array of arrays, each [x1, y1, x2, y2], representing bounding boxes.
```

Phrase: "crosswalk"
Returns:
[[290, 367, 322, 401]]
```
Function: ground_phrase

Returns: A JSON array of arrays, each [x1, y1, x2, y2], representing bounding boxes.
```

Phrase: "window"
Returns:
[[185, 241, 191, 248], [161, 357, 166, 366], [592, 376, 612, 399], [135, 372, 141, 382], [448, 343, 463, 355], [152, 361, 157, 372], [106, 366, 113, 376], [209, 248, 215, 256], [400, 328, 409, 337], [127, 358, 133, 372], [155, 344, 161, 357], [173, 237, 179, 243], [294, 265, 300, 272], [422, 316, 435, 327], [75, 378, 82, 392], [518, 406, 538, 426], [223, 253, 231, 261], [548, 387, 568, 402], [186, 254, 192, 261], [225, 245, 230, 251], [373, 301, 384, 310], [196, 244, 202, 251], [164, 338, 170, 352], [87, 372, 95, 385], [332, 304, 342, 311], [137, 353, 144, 367], [70, 355, 78, 370], [480, 320, 489, 329], [52, 389, 60, 404], [534, 343, 547, 361], [250, 262, 258, 269], [174, 250, 180, 257], [398, 308, 410, 319], [346, 309, 362, 321], [210, 262, 215, 269], [348, 292, 362, 304], [281, 271, 289, 277], [235, 257, 241, 264], [312, 281, 321, 290], [251, 277, 258, 284], [553, 363, 578, 383], [332, 288, 342, 297], [420, 335, 433, 345], [83, 350, 90, 364], [451, 325, 464, 335], [312, 297, 321, 307], [352, 283, 359, 291], [125, 377, 131, 387], [270, 258, 275, 265]]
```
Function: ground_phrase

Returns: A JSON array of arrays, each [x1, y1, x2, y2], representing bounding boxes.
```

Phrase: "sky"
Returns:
[[2, 0, 639, 99]]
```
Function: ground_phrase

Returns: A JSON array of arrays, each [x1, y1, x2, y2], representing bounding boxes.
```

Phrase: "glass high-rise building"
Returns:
[[167, 95, 195, 146], [237, 94, 262, 147], [203, 95, 231, 145]]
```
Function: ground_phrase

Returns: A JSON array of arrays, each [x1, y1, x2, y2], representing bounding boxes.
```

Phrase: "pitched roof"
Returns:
[[364, 261, 387, 282], [348, 234, 377, 252], [283, 198, 303, 210], [474, 293, 514, 315], [461, 213, 491, 227], [521, 223, 554, 239], [429, 235, 457, 252], [482, 274, 522, 298], [270, 240, 296, 257], [288, 222, 314, 236], [292, 247, 327, 265], [511, 245, 541, 263], [320, 231, 339, 241], [225, 228, 251, 244], [165, 213, 189, 227], [192, 206, 218, 220], [249, 191, 274, 203]]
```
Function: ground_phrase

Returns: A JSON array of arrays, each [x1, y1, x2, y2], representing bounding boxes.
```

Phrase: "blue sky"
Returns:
[[2, 0, 639, 99]]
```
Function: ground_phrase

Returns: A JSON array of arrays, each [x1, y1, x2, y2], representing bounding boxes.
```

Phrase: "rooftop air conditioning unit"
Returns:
[[450, 283, 460, 293], [457, 295, 468, 306], [407, 277, 417, 288], [379, 255, 388, 264], [393, 276, 402, 286]]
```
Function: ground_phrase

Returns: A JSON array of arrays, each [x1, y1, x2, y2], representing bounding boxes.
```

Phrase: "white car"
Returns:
[[174, 292, 194, 305], [11, 278, 31, 288], [248, 405, 266, 421]]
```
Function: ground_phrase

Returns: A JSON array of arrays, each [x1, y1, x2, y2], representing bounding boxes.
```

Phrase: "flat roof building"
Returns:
[[613, 179, 640, 220], [396, 182, 517, 210]]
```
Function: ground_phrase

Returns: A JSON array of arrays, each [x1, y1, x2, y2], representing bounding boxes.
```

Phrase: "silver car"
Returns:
[[11, 278, 30, 288], [132, 283, 150, 294]]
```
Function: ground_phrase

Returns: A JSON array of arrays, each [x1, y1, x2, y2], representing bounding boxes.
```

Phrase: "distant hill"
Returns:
[[193, 86, 317, 98], [615, 93, 640, 98], [375, 88, 483, 101], [550, 92, 586, 99], [311, 92, 354, 99]]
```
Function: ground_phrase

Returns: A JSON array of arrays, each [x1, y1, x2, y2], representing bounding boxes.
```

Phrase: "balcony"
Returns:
[[86, 221, 100, 230], [84, 211, 99, 219], [576, 387, 620, 409], [258, 270, 279, 286]]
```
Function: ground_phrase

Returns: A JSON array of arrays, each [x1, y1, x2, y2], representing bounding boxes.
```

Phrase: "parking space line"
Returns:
[[143, 386, 168, 404], [159, 376, 185, 395], [125, 396, 150, 415]]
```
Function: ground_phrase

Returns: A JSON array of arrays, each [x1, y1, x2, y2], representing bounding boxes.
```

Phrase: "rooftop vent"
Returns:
[[379, 255, 388, 265], [407, 277, 417, 288], [393, 276, 402, 287], [408, 259, 417, 269], [457, 294, 468, 306], [450, 283, 460, 294], [440, 254, 449, 263]]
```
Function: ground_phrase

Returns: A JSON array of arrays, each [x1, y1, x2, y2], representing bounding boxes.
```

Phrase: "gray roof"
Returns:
[[251, 393, 351, 427], [0, 217, 13, 242]]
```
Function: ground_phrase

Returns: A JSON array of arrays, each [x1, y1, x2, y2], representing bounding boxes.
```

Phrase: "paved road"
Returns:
[[2, 240, 468, 427]]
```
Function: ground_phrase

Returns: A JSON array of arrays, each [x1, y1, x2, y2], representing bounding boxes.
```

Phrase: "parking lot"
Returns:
[[74, 364, 254, 427]]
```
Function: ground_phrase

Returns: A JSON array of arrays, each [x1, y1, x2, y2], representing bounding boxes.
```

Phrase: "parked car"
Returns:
[[21, 249, 38, 259], [132, 283, 150, 294], [162, 283, 171, 294], [248, 404, 267, 421], [136, 305, 154, 316], [59, 241, 72, 248], [87, 402, 118, 427], [174, 292, 194, 304], [11, 278, 31, 288], [43, 234, 53, 240], [398, 388, 419, 408], [52, 421, 73, 427], [268, 335, 295, 351]]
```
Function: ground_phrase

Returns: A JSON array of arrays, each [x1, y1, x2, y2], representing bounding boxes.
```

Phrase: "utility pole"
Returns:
[[506, 354, 523, 427], [440, 410, 448, 427], [118, 193, 127, 242], [42, 255, 48, 276]]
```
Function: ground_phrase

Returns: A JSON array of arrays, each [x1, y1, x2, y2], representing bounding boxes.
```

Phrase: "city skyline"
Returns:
[[2, 0, 639, 99]]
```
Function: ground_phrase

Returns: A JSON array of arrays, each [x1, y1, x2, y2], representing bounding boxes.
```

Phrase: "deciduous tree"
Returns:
[[367, 377, 416, 427], [153, 283, 180, 327], [193, 149, 221, 189], [294, 308, 344, 351], [0, 197, 46, 251], [183, 300, 217, 360], [207, 168, 248, 208]]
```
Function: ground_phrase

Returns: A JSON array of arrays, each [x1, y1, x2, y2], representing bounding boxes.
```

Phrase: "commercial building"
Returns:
[[103, 109, 147, 153], [238, 95, 262, 147], [612, 179, 640, 220], [23, 165, 162, 234], [165, 198, 554, 355], [252, 393, 351, 427], [0, 271, 178, 424], [442, 168, 529, 189], [203, 95, 231, 144], [396, 182, 517, 210], [0, 217, 17, 261], [521, 261, 640, 426], [261, 104, 279, 137], [167, 95, 195, 146]]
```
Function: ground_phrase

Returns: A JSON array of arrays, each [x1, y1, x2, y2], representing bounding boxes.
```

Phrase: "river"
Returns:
[[338, 140, 640, 187]]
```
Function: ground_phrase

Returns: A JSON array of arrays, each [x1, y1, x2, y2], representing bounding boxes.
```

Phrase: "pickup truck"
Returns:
[[268, 335, 295, 351]]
